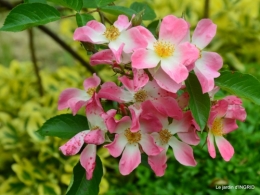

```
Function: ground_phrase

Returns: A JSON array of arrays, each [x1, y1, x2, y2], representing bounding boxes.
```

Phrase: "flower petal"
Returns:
[[84, 129, 105, 145], [118, 75, 134, 92], [83, 73, 101, 91], [148, 150, 167, 177], [168, 111, 192, 134], [222, 118, 238, 134], [132, 48, 160, 69], [178, 127, 200, 146], [59, 130, 89, 155], [114, 15, 131, 32], [192, 19, 217, 50], [133, 69, 149, 91], [80, 144, 96, 180], [207, 132, 216, 158], [135, 26, 156, 49], [139, 134, 163, 156], [104, 133, 128, 157], [215, 136, 234, 161], [119, 144, 141, 175], [129, 104, 142, 132], [90, 49, 115, 66], [169, 136, 197, 166]]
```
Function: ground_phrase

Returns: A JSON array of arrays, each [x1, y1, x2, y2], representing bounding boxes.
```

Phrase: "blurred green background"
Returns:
[[0, 0, 260, 194]]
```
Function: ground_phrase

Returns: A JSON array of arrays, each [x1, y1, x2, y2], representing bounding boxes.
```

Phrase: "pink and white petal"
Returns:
[[161, 57, 189, 84], [119, 143, 141, 175], [215, 136, 234, 161], [207, 132, 216, 158], [159, 15, 189, 45], [80, 144, 96, 180], [133, 69, 149, 91], [84, 129, 105, 145], [132, 49, 160, 69], [208, 86, 220, 100], [208, 111, 219, 129], [104, 133, 128, 157], [186, 62, 195, 71], [222, 118, 238, 134], [90, 49, 115, 66], [140, 113, 163, 134], [225, 105, 246, 121], [175, 42, 200, 66], [129, 104, 142, 132], [135, 26, 157, 49], [98, 82, 133, 103], [152, 97, 183, 120], [150, 67, 182, 93], [194, 51, 223, 93], [110, 43, 125, 64], [83, 73, 101, 91], [177, 127, 200, 146], [58, 88, 89, 111], [59, 130, 90, 155], [87, 20, 106, 33], [224, 96, 243, 105], [118, 75, 134, 92], [148, 150, 168, 177], [114, 15, 131, 31], [180, 21, 191, 43], [106, 114, 131, 134], [168, 111, 192, 134], [168, 136, 197, 166], [192, 19, 217, 50], [139, 133, 163, 156], [212, 100, 229, 118]]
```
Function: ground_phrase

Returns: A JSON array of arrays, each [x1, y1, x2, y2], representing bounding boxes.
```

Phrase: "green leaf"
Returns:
[[96, 0, 115, 7], [215, 71, 260, 105], [185, 73, 210, 130], [147, 20, 159, 37], [83, 0, 97, 8], [66, 155, 103, 195], [37, 114, 89, 139], [24, 0, 47, 3], [100, 6, 136, 17], [130, 2, 156, 20], [76, 13, 95, 27], [0, 3, 60, 32], [47, 0, 83, 11]]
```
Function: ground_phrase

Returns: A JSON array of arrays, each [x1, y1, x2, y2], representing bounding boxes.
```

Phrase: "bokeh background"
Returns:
[[0, 0, 260, 194]]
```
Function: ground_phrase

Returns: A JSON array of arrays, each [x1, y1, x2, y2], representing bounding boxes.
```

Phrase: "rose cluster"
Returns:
[[58, 15, 246, 180]]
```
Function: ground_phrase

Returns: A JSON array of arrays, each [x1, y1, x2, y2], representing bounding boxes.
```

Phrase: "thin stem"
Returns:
[[203, 0, 210, 18], [98, 10, 105, 24], [61, 14, 76, 19], [28, 29, 44, 97]]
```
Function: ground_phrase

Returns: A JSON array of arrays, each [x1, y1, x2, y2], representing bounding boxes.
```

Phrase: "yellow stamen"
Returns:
[[87, 87, 96, 96], [154, 40, 174, 58], [103, 26, 120, 41], [91, 126, 99, 130], [124, 128, 141, 144], [134, 90, 148, 102], [211, 118, 223, 136], [158, 129, 172, 145]]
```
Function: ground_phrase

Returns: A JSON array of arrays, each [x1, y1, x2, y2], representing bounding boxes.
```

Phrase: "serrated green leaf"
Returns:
[[100, 6, 136, 17], [96, 0, 115, 7], [185, 73, 210, 130], [83, 0, 97, 8], [47, 0, 83, 11], [66, 156, 103, 195], [36, 114, 89, 139], [0, 3, 60, 32], [130, 2, 156, 20], [76, 13, 95, 27], [24, 0, 46, 3], [215, 71, 260, 105]]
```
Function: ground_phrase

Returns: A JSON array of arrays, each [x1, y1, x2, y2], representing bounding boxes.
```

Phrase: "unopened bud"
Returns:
[[132, 10, 145, 26]]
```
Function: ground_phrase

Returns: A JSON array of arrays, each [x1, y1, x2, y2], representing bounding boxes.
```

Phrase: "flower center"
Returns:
[[91, 126, 99, 130], [211, 118, 223, 136], [87, 87, 96, 96], [124, 128, 141, 144], [159, 129, 172, 145], [103, 26, 120, 41], [134, 90, 148, 102], [153, 40, 174, 58]]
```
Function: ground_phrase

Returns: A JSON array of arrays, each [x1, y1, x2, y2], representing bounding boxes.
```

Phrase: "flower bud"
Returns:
[[132, 10, 145, 26]]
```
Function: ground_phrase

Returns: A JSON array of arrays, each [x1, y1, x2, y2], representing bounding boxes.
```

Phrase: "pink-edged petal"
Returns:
[[135, 26, 157, 49], [107, 115, 131, 134], [192, 19, 217, 50], [110, 43, 125, 64], [215, 136, 234, 161], [133, 69, 149, 91], [225, 105, 246, 121], [80, 144, 96, 180], [159, 15, 189, 45], [207, 132, 216, 158], [59, 130, 90, 155], [180, 21, 191, 43], [208, 111, 219, 128], [208, 86, 220, 100], [161, 57, 189, 84], [129, 104, 142, 132], [148, 150, 168, 177], [58, 88, 90, 115], [104, 133, 128, 157], [139, 134, 163, 156], [84, 129, 105, 145], [119, 143, 141, 175], [118, 75, 134, 92], [114, 15, 131, 31], [83, 73, 101, 91], [194, 51, 223, 93], [224, 96, 242, 105], [222, 118, 238, 134], [152, 97, 183, 120], [168, 111, 192, 134], [90, 49, 115, 66], [150, 67, 182, 93], [178, 127, 200, 146], [132, 48, 160, 69], [212, 100, 229, 118], [98, 82, 133, 103], [169, 136, 197, 166], [175, 42, 200, 66]]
